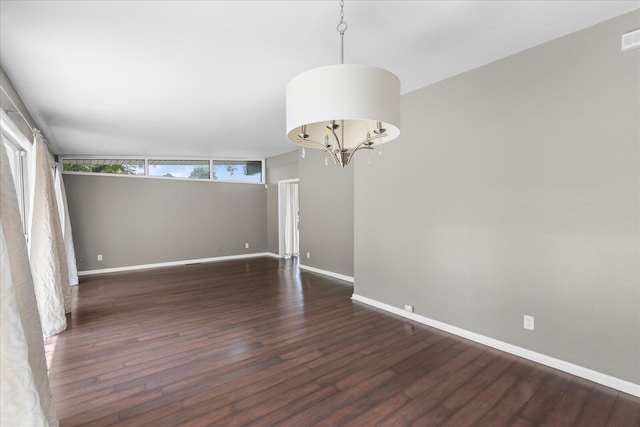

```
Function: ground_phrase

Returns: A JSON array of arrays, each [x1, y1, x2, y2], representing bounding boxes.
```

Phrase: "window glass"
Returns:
[[148, 160, 210, 179], [63, 159, 144, 175], [1, 134, 29, 236], [2, 137, 20, 188], [212, 160, 262, 183]]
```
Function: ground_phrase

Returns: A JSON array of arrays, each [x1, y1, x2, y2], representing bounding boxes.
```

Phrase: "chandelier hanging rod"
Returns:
[[337, 0, 347, 65]]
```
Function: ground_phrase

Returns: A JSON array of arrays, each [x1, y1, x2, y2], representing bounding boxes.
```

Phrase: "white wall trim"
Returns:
[[351, 293, 640, 398], [78, 252, 272, 276], [299, 264, 354, 283], [264, 252, 280, 258]]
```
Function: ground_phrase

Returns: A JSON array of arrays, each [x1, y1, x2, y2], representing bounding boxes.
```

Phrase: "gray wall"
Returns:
[[65, 174, 267, 271], [299, 148, 354, 277], [67, 146, 355, 277], [265, 148, 355, 278], [266, 150, 299, 254], [354, 11, 640, 384]]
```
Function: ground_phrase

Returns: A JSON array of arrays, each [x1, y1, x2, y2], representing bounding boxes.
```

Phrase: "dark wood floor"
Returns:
[[45, 257, 639, 426]]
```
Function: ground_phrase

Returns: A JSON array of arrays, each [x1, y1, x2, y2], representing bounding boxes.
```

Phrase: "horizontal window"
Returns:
[[213, 160, 262, 183], [149, 160, 210, 180], [63, 159, 144, 175], [62, 157, 264, 184]]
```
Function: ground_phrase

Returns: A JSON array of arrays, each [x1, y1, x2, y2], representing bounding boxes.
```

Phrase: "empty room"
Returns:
[[1, 1, 639, 425]]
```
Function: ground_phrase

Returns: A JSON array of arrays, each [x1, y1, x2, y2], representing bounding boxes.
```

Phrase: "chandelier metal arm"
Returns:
[[296, 137, 342, 165], [329, 126, 343, 153], [344, 132, 387, 165], [297, 124, 388, 167], [298, 128, 389, 167]]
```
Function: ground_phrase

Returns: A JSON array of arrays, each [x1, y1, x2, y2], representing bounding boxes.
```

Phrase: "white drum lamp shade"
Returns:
[[286, 64, 401, 164]]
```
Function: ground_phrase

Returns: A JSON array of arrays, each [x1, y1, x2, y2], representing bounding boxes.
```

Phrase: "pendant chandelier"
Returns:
[[286, 0, 401, 167]]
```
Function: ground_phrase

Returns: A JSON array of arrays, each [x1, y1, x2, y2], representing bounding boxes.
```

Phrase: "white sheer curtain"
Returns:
[[283, 182, 299, 257], [1, 142, 58, 426], [29, 131, 69, 337], [54, 166, 78, 286]]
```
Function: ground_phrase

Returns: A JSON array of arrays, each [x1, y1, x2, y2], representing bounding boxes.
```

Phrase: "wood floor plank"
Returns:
[[440, 369, 518, 426], [42, 257, 640, 426], [402, 343, 487, 398], [345, 392, 410, 426], [245, 386, 340, 427], [519, 369, 574, 423], [573, 384, 618, 427], [539, 377, 593, 426], [607, 392, 640, 426], [395, 352, 516, 426], [371, 349, 497, 425], [473, 369, 544, 426], [276, 370, 397, 426]]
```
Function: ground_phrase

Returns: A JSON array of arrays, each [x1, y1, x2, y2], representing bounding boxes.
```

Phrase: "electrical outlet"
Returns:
[[306, 252, 310, 259], [245, 243, 249, 249], [524, 315, 534, 331], [97, 254, 103, 262], [404, 305, 414, 313]]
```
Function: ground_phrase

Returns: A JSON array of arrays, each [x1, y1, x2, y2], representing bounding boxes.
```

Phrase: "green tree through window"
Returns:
[[63, 163, 138, 174], [189, 167, 213, 179]]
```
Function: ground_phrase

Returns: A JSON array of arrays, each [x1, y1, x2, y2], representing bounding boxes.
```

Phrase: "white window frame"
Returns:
[[211, 159, 264, 184], [60, 155, 265, 184], [1, 109, 33, 241]]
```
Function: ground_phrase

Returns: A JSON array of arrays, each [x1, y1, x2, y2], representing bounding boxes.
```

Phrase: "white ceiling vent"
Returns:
[[621, 28, 640, 52]]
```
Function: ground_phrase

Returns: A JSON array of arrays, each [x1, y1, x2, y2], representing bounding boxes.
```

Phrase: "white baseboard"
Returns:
[[264, 252, 280, 258], [78, 253, 272, 276], [298, 264, 354, 283], [351, 293, 640, 398]]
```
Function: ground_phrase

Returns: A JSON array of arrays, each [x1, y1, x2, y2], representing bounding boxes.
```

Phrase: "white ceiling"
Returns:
[[1, 0, 638, 159]]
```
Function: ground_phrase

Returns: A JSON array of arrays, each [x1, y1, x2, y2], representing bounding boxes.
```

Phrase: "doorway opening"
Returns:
[[278, 179, 299, 258]]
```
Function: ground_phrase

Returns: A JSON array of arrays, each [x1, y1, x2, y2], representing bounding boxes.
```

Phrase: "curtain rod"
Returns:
[[0, 84, 36, 135], [0, 86, 57, 165], [0, 83, 55, 160]]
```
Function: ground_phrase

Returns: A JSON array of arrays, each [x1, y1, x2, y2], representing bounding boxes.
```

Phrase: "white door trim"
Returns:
[[278, 178, 300, 258]]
